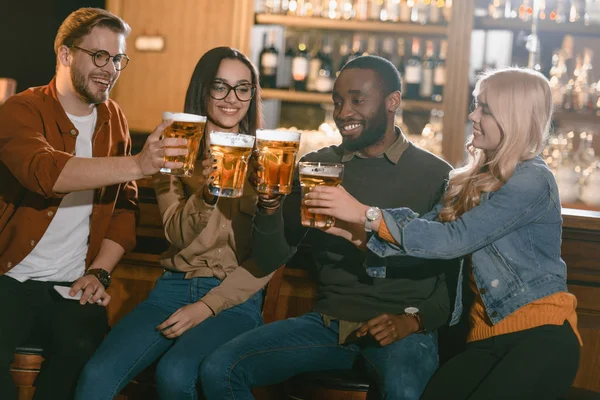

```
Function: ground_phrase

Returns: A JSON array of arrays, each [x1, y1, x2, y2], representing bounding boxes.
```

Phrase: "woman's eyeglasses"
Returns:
[[209, 81, 256, 102]]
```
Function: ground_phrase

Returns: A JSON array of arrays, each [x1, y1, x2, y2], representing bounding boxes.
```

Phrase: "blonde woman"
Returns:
[[303, 67, 581, 399]]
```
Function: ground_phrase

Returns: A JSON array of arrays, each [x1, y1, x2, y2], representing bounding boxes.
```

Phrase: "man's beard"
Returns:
[[70, 65, 110, 105], [340, 107, 388, 152]]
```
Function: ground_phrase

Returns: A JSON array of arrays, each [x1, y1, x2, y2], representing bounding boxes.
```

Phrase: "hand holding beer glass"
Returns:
[[254, 130, 301, 195], [208, 132, 255, 198], [299, 162, 344, 229], [160, 112, 207, 177]]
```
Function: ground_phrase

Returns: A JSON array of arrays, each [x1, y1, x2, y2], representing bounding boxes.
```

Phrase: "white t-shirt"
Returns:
[[6, 109, 97, 282]]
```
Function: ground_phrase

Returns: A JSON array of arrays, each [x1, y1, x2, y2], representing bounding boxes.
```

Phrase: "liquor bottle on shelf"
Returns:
[[264, 0, 281, 14], [549, 49, 569, 108], [570, 0, 585, 22], [433, 39, 447, 102], [315, 36, 336, 93], [322, 0, 340, 19], [364, 35, 379, 56], [381, 37, 395, 62], [340, 0, 355, 19], [411, 0, 429, 24], [443, 0, 453, 21], [259, 30, 279, 89], [307, 36, 323, 92], [369, 0, 383, 20], [355, 0, 369, 20], [277, 36, 295, 89], [420, 40, 435, 100], [518, 0, 533, 21], [404, 37, 423, 100], [349, 33, 364, 62], [337, 36, 352, 75], [555, 0, 570, 23], [384, 0, 401, 22], [292, 34, 310, 91], [394, 37, 406, 90], [399, 0, 412, 22], [429, 0, 442, 23]]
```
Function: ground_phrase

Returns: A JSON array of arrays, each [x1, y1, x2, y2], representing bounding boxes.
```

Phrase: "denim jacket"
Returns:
[[367, 156, 568, 326]]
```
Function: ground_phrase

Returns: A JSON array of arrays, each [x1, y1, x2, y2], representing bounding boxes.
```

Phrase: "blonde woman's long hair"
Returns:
[[438, 67, 553, 222]]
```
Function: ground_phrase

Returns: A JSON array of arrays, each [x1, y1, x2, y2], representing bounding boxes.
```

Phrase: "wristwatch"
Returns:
[[85, 268, 111, 290], [364, 206, 381, 232], [404, 307, 425, 333]]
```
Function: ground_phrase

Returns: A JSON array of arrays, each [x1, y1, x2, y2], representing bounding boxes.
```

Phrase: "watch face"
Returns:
[[404, 307, 419, 315], [366, 207, 380, 221]]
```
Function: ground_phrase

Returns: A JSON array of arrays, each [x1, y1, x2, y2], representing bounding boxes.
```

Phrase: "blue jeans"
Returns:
[[200, 312, 438, 400], [75, 271, 263, 400]]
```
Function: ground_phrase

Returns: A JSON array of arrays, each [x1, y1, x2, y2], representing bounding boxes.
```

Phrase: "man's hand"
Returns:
[[356, 313, 420, 347], [136, 119, 189, 176], [70, 275, 110, 307], [156, 301, 213, 339], [248, 151, 283, 212]]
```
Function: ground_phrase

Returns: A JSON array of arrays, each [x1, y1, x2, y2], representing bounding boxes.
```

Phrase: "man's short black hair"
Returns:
[[340, 55, 402, 95]]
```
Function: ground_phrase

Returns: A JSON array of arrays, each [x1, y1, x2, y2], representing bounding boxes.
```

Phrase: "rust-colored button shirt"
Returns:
[[0, 77, 138, 275]]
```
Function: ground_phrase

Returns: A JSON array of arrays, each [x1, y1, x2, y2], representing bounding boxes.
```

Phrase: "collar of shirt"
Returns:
[[340, 126, 409, 164], [45, 77, 111, 136]]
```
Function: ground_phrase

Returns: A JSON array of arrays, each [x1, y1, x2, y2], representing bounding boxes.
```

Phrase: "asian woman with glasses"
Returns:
[[76, 47, 271, 400]]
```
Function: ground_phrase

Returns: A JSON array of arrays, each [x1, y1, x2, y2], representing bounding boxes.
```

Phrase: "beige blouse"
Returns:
[[153, 163, 273, 315]]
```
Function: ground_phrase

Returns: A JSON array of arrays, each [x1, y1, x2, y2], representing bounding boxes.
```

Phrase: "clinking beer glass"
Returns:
[[208, 132, 255, 198], [160, 112, 207, 177], [255, 129, 301, 195], [299, 162, 344, 229]]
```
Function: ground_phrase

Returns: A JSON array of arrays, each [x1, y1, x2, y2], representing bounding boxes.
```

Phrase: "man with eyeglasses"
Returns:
[[0, 8, 187, 400]]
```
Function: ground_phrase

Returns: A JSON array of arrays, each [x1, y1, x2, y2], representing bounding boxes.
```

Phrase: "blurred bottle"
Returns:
[[404, 38, 423, 100], [420, 40, 435, 100], [259, 30, 279, 89], [316, 36, 336, 93], [277, 36, 295, 89], [433, 40, 447, 102], [292, 34, 310, 91], [399, 0, 412, 21]]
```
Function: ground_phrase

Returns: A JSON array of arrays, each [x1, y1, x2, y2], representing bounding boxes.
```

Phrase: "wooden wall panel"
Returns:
[[442, 0, 474, 166], [106, 0, 253, 133]]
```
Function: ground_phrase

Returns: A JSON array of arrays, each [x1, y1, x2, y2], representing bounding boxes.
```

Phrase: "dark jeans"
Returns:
[[76, 271, 263, 400], [0, 275, 108, 400], [421, 322, 580, 400], [200, 312, 439, 400]]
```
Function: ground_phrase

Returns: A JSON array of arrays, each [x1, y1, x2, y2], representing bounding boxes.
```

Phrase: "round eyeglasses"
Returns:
[[209, 81, 256, 102], [69, 45, 130, 71]]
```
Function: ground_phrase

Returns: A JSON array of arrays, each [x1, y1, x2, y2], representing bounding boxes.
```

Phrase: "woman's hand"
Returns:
[[325, 220, 368, 249], [156, 301, 213, 339], [200, 147, 218, 204], [304, 185, 368, 225]]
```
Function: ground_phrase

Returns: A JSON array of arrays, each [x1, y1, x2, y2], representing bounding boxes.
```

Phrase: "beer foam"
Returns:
[[209, 132, 255, 148], [162, 112, 207, 123], [256, 129, 301, 142], [299, 163, 343, 177]]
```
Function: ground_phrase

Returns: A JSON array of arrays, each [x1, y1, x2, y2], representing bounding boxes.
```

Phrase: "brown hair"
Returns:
[[54, 8, 131, 55]]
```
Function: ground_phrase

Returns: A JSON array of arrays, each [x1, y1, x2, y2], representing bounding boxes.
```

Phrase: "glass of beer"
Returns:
[[299, 162, 344, 229], [208, 132, 255, 198], [255, 129, 301, 195], [160, 112, 207, 177]]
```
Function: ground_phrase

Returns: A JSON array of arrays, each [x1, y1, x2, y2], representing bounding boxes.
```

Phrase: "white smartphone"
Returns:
[[53, 285, 82, 300], [53, 285, 104, 304]]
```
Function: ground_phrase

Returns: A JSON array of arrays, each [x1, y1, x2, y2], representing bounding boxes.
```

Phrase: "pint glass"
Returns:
[[299, 162, 344, 229], [160, 112, 207, 177], [208, 132, 255, 198], [255, 130, 301, 195]]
